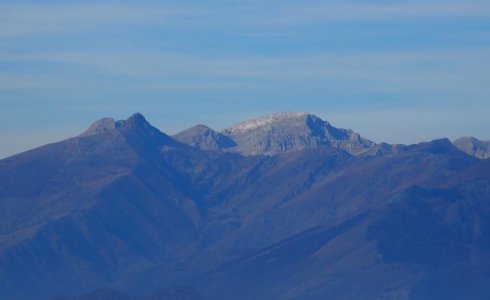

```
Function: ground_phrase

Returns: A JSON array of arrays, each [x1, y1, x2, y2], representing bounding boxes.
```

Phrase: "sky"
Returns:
[[1, 0, 490, 158]]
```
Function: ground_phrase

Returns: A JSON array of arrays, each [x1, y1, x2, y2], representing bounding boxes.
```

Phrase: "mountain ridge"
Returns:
[[175, 111, 375, 156], [1, 112, 489, 299]]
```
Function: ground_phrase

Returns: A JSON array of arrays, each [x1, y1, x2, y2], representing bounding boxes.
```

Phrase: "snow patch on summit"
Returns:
[[225, 112, 309, 133]]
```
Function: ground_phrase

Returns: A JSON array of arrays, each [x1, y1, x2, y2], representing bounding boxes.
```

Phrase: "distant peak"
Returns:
[[453, 136, 490, 159], [191, 124, 213, 131], [80, 117, 116, 136], [410, 138, 457, 155], [173, 124, 217, 138], [174, 123, 236, 150], [454, 136, 479, 143]]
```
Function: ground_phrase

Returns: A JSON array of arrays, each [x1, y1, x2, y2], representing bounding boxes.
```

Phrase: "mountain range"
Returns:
[[0, 112, 489, 300], [174, 112, 375, 155]]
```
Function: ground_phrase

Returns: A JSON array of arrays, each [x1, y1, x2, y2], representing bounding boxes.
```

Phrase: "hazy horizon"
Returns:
[[1, 109, 489, 159], [1, 0, 490, 158]]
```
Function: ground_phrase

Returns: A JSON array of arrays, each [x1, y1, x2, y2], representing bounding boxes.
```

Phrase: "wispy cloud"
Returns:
[[267, 1, 490, 25], [1, 1, 489, 38], [1, 47, 489, 97], [0, 3, 200, 38]]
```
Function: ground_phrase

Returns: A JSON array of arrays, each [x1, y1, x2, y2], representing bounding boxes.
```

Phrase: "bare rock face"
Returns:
[[453, 136, 490, 159], [174, 112, 375, 156], [221, 112, 375, 156], [80, 118, 116, 136]]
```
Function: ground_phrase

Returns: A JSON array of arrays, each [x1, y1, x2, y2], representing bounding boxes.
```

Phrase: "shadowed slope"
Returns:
[[0, 113, 206, 299], [1, 113, 489, 300], [51, 285, 203, 300]]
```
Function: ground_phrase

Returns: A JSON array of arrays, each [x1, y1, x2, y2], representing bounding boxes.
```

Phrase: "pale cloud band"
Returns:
[[1, 1, 490, 38]]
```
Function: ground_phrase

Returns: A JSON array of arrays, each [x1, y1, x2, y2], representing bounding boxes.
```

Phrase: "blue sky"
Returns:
[[1, 0, 490, 158]]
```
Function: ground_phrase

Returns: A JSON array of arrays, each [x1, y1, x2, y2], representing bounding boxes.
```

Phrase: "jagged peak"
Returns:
[[116, 112, 151, 130], [81, 113, 154, 137]]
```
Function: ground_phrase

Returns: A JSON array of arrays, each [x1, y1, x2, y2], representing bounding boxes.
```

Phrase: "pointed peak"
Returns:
[[115, 112, 151, 131], [127, 112, 146, 122], [173, 124, 216, 138], [124, 112, 148, 125]]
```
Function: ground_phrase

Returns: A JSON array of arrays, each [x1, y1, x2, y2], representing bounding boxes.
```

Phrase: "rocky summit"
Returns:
[[175, 112, 375, 156], [453, 136, 490, 159]]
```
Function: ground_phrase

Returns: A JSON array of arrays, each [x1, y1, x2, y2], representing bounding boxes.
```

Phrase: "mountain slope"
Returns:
[[51, 285, 204, 300], [192, 140, 487, 300], [0, 113, 207, 299], [197, 179, 490, 300], [1, 112, 489, 300]]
